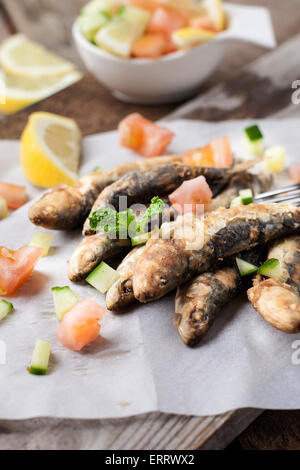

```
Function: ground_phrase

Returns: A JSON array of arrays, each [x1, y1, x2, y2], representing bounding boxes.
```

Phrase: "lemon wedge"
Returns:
[[204, 0, 225, 31], [95, 20, 143, 58], [20, 112, 81, 188], [0, 70, 82, 115], [0, 34, 76, 77], [172, 27, 216, 48]]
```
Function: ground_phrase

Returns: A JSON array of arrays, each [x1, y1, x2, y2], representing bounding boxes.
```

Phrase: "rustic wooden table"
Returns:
[[0, 0, 299, 450]]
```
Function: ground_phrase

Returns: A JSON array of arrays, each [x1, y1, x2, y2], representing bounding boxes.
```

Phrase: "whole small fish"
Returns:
[[106, 245, 147, 311], [133, 203, 300, 303], [248, 236, 300, 333], [29, 155, 181, 231], [174, 247, 265, 347], [83, 160, 260, 235]]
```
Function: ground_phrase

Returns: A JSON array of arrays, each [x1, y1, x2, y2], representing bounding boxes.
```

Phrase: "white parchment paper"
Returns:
[[0, 119, 299, 420]]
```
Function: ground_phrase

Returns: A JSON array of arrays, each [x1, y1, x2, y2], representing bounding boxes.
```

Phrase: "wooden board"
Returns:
[[0, 0, 300, 451]]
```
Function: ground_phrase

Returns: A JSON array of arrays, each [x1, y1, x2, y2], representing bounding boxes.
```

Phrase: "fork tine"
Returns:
[[255, 183, 300, 201], [256, 193, 300, 204]]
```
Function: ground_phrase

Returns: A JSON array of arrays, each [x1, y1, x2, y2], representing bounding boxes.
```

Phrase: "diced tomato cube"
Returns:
[[169, 175, 213, 214], [289, 162, 300, 184], [148, 6, 188, 38], [132, 34, 166, 58], [57, 298, 106, 351], [119, 113, 174, 157], [0, 245, 42, 296], [0, 182, 26, 209]]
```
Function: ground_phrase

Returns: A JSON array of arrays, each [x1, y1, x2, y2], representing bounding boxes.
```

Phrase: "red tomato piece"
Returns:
[[0, 245, 42, 296], [0, 182, 26, 209], [148, 6, 188, 38], [57, 298, 107, 351], [119, 113, 174, 157], [169, 175, 213, 214], [181, 144, 215, 167], [289, 163, 300, 184], [210, 136, 233, 168], [132, 34, 166, 58]]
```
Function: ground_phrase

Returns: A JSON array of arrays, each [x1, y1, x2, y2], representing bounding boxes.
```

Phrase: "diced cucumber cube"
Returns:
[[236, 258, 258, 277], [86, 261, 120, 293], [263, 146, 286, 174], [30, 232, 52, 257], [118, 6, 151, 34], [52, 286, 79, 321], [131, 231, 151, 247], [230, 196, 242, 207], [244, 125, 263, 142], [257, 258, 282, 281], [29, 340, 51, 376], [243, 125, 264, 156], [239, 188, 254, 205], [81, 0, 117, 16], [0, 300, 13, 321], [79, 11, 111, 42]]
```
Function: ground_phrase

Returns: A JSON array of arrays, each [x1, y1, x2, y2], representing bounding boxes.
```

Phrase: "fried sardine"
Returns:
[[29, 155, 181, 231], [133, 203, 300, 303], [248, 236, 300, 333]]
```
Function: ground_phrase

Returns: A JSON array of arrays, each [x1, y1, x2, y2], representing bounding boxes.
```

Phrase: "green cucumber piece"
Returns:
[[230, 196, 242, 207], [81, 0, 115, 16], [0, 300, 13, 321], [51, 286, 79, 321], [243, 125, 264, 156], [131, 231, 151, 247], [239, 188, 254, 205], [257, 258, 282, 280], [236, 258, 258, 277], [29, 340, 51, 376], [244, 125, 263, 142], [118, 5, 151, 33], [79, 11, 111, 42], [86, 261, 120, 294]]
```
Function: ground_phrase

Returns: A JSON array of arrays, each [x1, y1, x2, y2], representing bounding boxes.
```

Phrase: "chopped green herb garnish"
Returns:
[[89, 207, 135, 235], [136, 196, 165, 234]]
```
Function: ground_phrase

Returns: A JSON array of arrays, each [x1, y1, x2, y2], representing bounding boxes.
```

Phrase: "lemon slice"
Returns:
[[0, 70, 82, 115], [95, 20, 143, 58], [21, 112, 81, 188], [203, 0, 225, 31], [0, 34, 76, 77], [172, 28, 216, 48]]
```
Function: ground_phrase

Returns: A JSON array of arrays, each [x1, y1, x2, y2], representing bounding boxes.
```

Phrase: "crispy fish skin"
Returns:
[[174, 248, 265, 346], [83, 160, 259, 235], [248, 236, 300, 333], [29, 155, 181, 231], [106, 245, 147, 311], [205, 171, 273, 213], [133, 203, 300, 303]]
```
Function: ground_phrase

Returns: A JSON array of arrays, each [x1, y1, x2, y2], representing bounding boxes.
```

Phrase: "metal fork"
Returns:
[[255, 183, 300, 206]]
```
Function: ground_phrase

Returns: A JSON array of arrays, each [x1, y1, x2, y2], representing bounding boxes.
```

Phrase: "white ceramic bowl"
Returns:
[[73, 3, 276, 105]]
